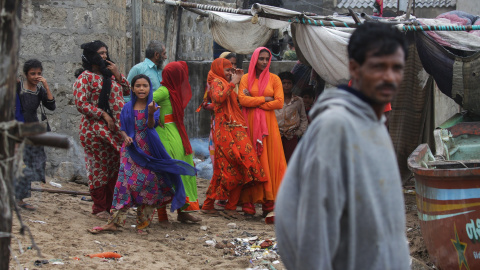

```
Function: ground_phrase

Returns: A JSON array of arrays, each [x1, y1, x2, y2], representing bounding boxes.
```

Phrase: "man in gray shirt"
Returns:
[[275, 22, 410, 270]]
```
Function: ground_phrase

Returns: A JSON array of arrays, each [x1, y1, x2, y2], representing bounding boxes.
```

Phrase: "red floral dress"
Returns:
[[73, 70, 129, 214], [205, 79, 267, 201]]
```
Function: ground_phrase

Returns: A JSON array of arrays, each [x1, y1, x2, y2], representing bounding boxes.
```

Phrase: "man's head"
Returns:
[[348, 23, 407, 106], [278, 71, 295, 95], [145, 40, 166, 68]]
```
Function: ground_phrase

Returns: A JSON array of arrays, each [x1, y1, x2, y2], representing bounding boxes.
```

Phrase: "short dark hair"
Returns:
[[23, 59, 43, 75], [278, 71, 295, 84], [145, 40, 164, 59], [300, 88, 314, 98], [348, 22, 408, 65]]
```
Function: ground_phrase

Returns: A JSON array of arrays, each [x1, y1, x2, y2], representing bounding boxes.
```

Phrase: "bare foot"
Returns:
[[177, 212, 202, 223], [92, 211, 111, 220]]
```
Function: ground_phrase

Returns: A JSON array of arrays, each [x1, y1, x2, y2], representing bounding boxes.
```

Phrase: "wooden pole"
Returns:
[[31, 187, 90, 196], [0, 0, 22, 268]]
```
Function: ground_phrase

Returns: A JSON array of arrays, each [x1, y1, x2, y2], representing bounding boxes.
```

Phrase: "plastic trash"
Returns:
[[205, 240, 216, 246], [86, 252, 122, 259], [49, 181, 62, 188], [28, 219, 47, 224]]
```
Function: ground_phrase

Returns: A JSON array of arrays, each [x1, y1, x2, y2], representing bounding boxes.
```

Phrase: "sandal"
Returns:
[[87, 226, 116, 234], [215, 200, 227, 207], [18, 203, 36, 211], [219, 210, 246, 220], [137, 229, 148, 235]]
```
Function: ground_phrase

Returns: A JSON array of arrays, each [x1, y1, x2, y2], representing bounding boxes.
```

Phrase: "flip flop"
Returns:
[[200, 209, 221, 216], [19, 203, 36, 211], [215, 200, 227, 207], [87, 226, 109, 234], [219, 210, 246, 220], [137, 229, 148, 235]]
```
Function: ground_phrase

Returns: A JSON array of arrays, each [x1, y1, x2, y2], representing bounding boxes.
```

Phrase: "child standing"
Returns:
[[88, 74, 196, 235], [15, 59, 56, 211], [275, 72, 308, 163]]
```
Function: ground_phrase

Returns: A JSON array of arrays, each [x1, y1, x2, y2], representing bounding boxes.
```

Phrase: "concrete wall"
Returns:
[[17, 0, 315, 183], [434, 85, 462, 127], [19, 0, 128, 182], [457, 0, 480, 16]]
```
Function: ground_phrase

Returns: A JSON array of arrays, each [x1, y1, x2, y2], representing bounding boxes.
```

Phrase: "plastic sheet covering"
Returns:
[[415, 31, 480, 115], [208, 10, 290, 54], [251, 3, 301, 17], [293, 24, 354, 85], [417, 11, 480, 52]]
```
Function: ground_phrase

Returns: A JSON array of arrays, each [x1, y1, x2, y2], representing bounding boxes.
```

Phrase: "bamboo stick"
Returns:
[[31, 187, 90, 196]]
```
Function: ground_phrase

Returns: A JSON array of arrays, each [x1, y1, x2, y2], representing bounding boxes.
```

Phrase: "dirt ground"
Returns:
[[9, 178, 432, 269], [404, 180, 434, 269]]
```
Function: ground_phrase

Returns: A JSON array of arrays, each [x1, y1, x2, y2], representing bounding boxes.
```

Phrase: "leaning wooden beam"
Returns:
[[155, 0, 480, 31], [27, 133, 70, 149], [31, 187, 90, 196]]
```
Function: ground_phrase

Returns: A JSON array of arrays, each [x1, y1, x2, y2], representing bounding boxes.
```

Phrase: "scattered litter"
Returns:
[[165, 234, 169, 238], [204, 233, 280, 268], [227, 223, 237, 229], [200, 226, 208, 231], [49, 259, 64, 265], [81, 196, 93, 202], [131, 225, 136, 228], [72, 257, 81, 261], [407, 228, 413, 232], [86, 252, 122, 259], [260, 240, 273, 248], [205, 240, 216, 246], [28, 219, 47, 224], [34, 260, 49, 266], [94, 240, 102, 245], [49, 181, 62, 188], [242, 231, 254, 237]]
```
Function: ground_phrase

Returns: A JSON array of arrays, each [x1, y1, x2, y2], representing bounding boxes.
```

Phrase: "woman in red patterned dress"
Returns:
[[201, 58, 267, 219], [73, 40, 130, 220]]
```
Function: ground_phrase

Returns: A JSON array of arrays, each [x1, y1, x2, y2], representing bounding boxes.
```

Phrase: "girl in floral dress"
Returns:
[[88, 74, 196, 235]]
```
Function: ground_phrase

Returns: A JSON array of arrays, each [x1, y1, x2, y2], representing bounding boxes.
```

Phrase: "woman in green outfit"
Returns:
[[153, 61, 201, 223]]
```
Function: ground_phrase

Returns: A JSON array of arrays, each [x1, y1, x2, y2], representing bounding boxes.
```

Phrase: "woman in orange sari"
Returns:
[[201, 58, 267, 219], [238, 47, 287, 217]]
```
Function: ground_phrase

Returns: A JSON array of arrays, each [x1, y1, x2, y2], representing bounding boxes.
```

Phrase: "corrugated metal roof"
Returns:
[[337, 0, 457, 9]]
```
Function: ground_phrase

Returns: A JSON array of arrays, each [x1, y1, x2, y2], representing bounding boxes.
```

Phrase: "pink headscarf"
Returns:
[[243, 47, 272, 156]]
